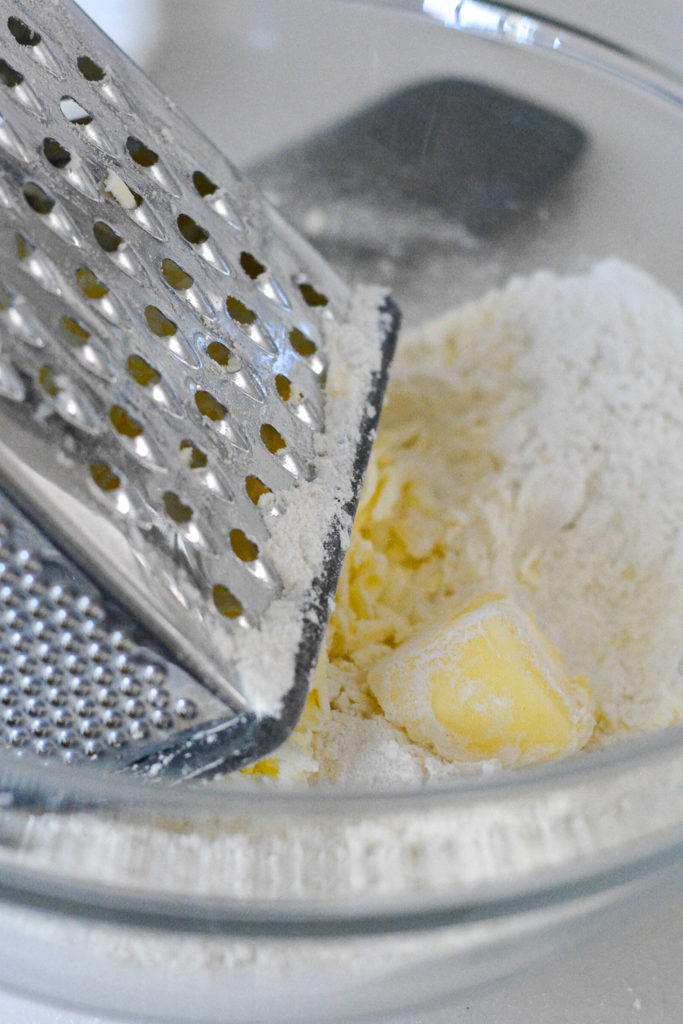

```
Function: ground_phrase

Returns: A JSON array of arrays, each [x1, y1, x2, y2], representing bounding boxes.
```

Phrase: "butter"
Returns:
[[241, 757, 279, 778], [367, 594, 596, 766]]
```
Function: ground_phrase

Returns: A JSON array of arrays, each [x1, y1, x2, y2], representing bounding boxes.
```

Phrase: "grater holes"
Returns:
[[75, 266, 108, 299], [150, 708, 173, 730], [123, 697, 145, 718], [212, 584, 242, 620], [126, 136, 158, 168], [298, 281, 329, 308], [174, 697, 197, 719], [144, 305, 177, 338], [275, 374, 292, 402], [240, 251, 266, 280], [245, 475, 272, 505], [21, 676, 41, 697], [177, 213, 208, 245], [179, 439, 207, 469], [90, 461, 120, 492], [56, 729, 76, 751], [42, 137, 70, 169], [59, 315, 89, 344], [141, 662, 165, 687], [0, 58, 23, 88], [30, 717, 47, 737], [22, 182, 54, 215], [93, 220, 122, 253], [8, 728, 28, 747], [230, 529, 258, 563], [77, 55, 105, 82], [206, 341, 233, 368], [14, 232, 33, 260], [26, 696, 47, 717], [84, 738, 105, 757], [51, 706, 73, 727], [129, 719, 149, 740], [192, 170, 217, 197], [163, 491, 193, 524], [226, 296, 256, 326], [260, 423, 286, 454], [120, 676, 141, 697], [48, 686, 67, 707], [161, 258, 193, 291], [60, 96, 93, 126], [289, 327, 317, 357], [78, 717, 100, 737], [127, 354, 159, 387], [51, 585, 73, 609], [109, 404, 142, 438], [195, 389, 226, 422], [37, 364, 59, 397], [7, 16, 40, 47]]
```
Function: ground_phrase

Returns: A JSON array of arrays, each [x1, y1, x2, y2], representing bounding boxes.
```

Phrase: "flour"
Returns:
[[274, 259, 683, 785], [218, 283, 392, 716]]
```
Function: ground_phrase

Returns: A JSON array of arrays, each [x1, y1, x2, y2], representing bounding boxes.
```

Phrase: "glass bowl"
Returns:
[[0, 2, 681, 1022]]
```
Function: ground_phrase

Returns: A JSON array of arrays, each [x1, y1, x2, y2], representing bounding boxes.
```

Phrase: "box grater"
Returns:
[[0, 0, 398, 779]]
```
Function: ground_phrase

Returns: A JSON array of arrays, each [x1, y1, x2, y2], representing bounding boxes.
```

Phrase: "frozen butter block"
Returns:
[[367, 595, 596, 766]]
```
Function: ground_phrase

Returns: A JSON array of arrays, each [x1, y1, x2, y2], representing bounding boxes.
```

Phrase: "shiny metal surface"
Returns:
[[0, 0, 396, 772], [0, 485, 230, 764]]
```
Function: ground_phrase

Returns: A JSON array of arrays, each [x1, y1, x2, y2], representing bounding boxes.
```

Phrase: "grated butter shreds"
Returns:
[[243, 260, 683, 787]]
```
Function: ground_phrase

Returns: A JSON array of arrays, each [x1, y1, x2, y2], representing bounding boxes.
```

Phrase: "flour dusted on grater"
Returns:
[[247, 259, 683, 785]]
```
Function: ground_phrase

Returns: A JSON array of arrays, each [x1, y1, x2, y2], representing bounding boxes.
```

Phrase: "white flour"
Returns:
[[276, 258, 683, 785]]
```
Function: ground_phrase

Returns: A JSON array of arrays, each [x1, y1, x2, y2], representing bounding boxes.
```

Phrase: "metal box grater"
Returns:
[[0, 0, 398, 778]]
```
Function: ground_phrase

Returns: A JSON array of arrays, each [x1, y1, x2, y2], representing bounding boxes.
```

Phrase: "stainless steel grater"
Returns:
[[0, 0, 398, 778]]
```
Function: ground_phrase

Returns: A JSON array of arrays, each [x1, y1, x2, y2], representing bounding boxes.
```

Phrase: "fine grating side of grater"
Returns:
[[0, 0, 398, 778]]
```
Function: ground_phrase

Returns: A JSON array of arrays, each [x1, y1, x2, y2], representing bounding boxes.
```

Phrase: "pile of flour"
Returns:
[[284, 259, 683, 787]]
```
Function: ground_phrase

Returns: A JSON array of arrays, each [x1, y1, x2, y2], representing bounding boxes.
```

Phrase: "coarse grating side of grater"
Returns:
[[0, 0, 398, 779]]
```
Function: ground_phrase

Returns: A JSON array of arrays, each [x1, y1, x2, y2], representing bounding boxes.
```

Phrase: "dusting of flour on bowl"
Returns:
[[248, 259, 683, 786]]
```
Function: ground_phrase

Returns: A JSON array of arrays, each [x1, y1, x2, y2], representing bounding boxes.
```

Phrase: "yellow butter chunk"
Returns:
[[367, 595, 596, 766], [241, 757, 279, 778]]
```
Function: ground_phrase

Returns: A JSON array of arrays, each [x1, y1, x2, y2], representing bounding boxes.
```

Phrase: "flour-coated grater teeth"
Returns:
[[0, 0, 399, 778]]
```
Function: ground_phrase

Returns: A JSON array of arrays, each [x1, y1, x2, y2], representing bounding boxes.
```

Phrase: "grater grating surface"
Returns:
[[0, 0, 398, 777], [0, 484, 231, 766]]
